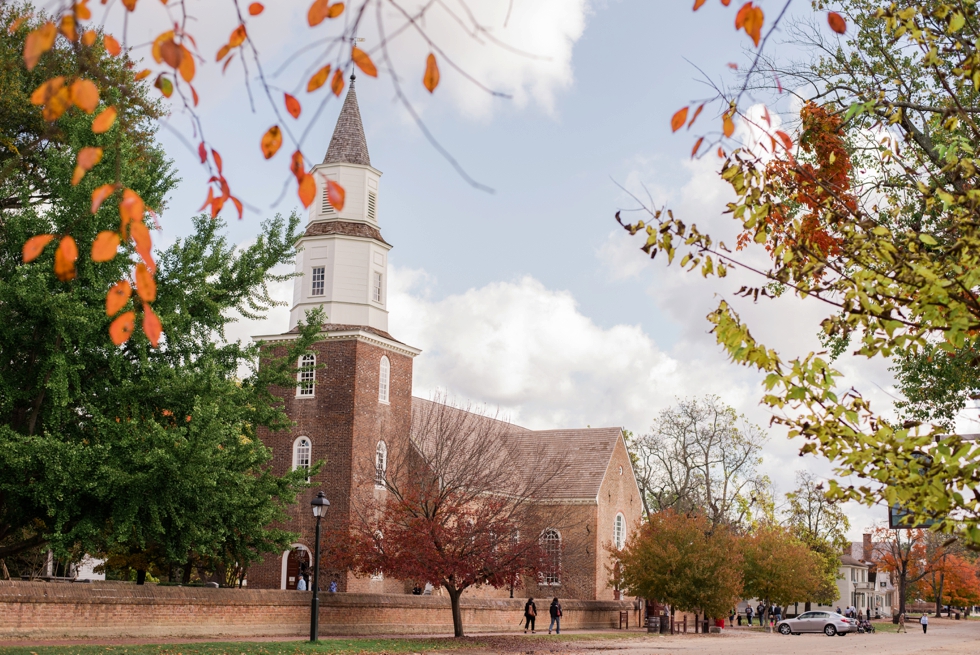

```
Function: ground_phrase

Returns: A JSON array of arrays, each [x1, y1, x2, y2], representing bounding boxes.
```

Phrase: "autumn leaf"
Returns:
[[228, 25, 247, 47], [106, 280, 132, 316], [70, 78, 99, 113], [327, 179, 346, 211], [735, 2, 764, 47], [30, 77, 65, 105], [60, 15, 77, 42], [178, 45, 195, 82], [92, 106, 117, 133], [92, 231, 121, 262], [119, 188, 145, 235], [216, 44, 231, 62], [135, 262, 156, 302], [671, 107, 689, 132], [723, 112, 735, 137], [212, 148, 224, 174], [352, 47, 377, 77], [134, 69, 151, 81], [248, 2, 264, 15], [331, 68, 345, 96], [328, 3, 345, 18], [75, 0, 92, 20], [308, 65, 331, 92], [54, 236, 78, 282], [23, 234, 55, 262], [197, 142, 207, 163], [104, 34, 121, 56], [151, 31, 175, 64], [261, 126, 283, 159], [298, 173, 316, 208], [130, 220, 154, 269], [72, 146, 103, 185], [827, 12, 846, 34], [91, 183, 117, 214], [143, 303, 162, 347], [289, 150, 305, 181], [692, 136, 704, 158], [122, 0, 137, 10], [42, 86, 71, 121], [82, 30, 97, 46], [308, 0, 331, 26], [693, 0, 706, 9], [423, 53, 440, 93], [774, 130, 793, 151], [285, 93, 301, 118], [109, 311, 136, 345], [689, 103, 704, 129], [154, 74, 173, 98], [24, 22, 55, 70]]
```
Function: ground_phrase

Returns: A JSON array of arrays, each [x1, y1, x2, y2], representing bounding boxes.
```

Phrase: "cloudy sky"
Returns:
[[113, 0, 908, 538]]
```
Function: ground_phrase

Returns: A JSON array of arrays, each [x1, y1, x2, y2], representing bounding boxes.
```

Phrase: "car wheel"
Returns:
[[824, 625, 837, 636], [779, 624, 791, 635]]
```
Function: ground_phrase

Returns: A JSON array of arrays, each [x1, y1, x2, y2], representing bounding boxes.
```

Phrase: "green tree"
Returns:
[[0, 8, 319, 581], [785, 471, 849, 609], [616, 510, 743, 624]]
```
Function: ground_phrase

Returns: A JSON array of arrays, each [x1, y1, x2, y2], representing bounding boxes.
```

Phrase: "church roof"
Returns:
[[410, 397, 624, 501], [324, 75, 371, 166], [305, 220, 389, 245]]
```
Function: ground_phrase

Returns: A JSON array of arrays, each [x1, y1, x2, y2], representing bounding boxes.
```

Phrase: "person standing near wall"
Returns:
[[524, 597, 537, 634], [548, 597, 562, 635], [920, 614, 929, 634]]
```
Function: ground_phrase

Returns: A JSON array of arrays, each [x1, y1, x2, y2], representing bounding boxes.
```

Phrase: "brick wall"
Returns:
[[0, 582, 633, 640], [595, 434, 644, 600]]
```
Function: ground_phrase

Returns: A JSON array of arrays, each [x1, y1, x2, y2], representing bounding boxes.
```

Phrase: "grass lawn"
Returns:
[[0, 632, 645, 655]]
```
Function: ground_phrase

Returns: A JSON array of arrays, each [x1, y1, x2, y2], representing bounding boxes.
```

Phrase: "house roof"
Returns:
[[840, 554, 867, 567], [324, 76, 371, 166], [409, 397, 623, 501]]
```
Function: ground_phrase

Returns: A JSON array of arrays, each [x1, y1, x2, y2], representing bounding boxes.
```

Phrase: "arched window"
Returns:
[[293, 437, 311, 477], [378, 356, 390, 403], [539, 529, 561, 586], [297, 354, 316, 397], [613, 513, 626, 550], [375, 441, 387, 487]]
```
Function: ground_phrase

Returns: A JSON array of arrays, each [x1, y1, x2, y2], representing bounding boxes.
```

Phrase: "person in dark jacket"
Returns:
[[746, 605, 753, 626], [548, 597, 562, 634], [524, 597, 537, 633]]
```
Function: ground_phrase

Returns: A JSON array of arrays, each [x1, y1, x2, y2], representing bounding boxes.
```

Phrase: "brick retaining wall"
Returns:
[[0, 581, 633, 639]]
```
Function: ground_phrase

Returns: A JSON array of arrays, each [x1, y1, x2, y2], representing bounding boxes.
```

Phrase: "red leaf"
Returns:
[[308, 0, 331, 26], [828, 12, 846, 34], [327, 179, 346, 212], [290, 150, 305, 182], [285, 93, 301, 118], [198, 141, 207, 163], [212, 149, 224, 174], [130, 220, 154, 270], [775, 130, 793, 152], [104, 34, 121, 56], [119, 189, 145, 235], [248, 2, 264, 15], [693, 0, 706, 9]]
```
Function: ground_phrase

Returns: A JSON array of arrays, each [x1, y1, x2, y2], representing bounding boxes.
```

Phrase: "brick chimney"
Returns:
[[863, 533, 873, 562]]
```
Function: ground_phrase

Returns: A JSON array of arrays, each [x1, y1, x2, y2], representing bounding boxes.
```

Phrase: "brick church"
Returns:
[[246, 77, 642, 600]]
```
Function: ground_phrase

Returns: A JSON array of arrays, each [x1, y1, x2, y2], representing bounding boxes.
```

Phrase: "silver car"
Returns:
[[777, 611, 856, 636]]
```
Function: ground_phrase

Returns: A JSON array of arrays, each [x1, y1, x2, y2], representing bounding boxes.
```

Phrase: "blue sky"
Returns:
[[118, 0, 892, 536]]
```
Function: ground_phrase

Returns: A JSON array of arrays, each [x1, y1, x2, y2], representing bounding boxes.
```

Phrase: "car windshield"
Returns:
[[797, 613, 814, 619]]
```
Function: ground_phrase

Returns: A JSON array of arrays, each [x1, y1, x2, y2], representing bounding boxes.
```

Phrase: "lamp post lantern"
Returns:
[[309, 491, 329, 642]]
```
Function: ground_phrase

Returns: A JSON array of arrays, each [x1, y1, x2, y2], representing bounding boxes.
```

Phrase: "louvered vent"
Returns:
[[321, 186, 335, 215], [367, 191, 377, 220]]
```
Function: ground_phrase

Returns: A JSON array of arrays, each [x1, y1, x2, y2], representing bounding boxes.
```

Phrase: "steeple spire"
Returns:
[[323, 74, 370, 166]]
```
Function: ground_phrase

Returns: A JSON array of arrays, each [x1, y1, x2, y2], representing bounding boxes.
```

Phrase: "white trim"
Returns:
[[292, 436, 312, 478], [539, 529, 562, 586], [254, 328, 421, 358], [375, 440, 388, 488], [614, 513, 626, 550], [296, 353, 316, 398], [280, 543, 311, 590]]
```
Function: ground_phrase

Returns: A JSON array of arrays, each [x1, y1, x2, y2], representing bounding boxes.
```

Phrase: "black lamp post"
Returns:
[[309, 491, 329, 642]]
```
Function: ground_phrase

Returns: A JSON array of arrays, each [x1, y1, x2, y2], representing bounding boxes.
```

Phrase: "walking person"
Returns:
[[728, 608, 735, 627], [746, 605, 753, 626], [897, 612, 907, 633], [920, 613, 928, 634], [524, 597, 537, 634], [548, 597, 562, 635]]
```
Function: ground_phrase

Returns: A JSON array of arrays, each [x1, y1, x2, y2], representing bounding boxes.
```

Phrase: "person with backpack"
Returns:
[[524, 597, 537, 634], [548, 597, 562, 634]]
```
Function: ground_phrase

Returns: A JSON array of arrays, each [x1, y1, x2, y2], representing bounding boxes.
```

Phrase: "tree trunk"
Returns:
[[935, 572, 944, 618], [898, 574, 907, 617], [182, 557, 192, 585], [804, 601, 811, 612], [445, 583, 464, 638], [136, 569, 146, 585]]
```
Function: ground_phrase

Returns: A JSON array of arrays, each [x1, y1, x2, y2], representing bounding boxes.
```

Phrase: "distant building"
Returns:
[[245, 77, 642, 600]]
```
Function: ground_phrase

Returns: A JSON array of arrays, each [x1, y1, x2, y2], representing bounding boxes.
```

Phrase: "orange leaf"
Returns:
[[423, 53, 440, 93], [130, 220, 154, 269], [762, 105, 771, 126], [671, 107, 689, 132], [216, 44, 231, 62], [109, 311, 136, 345], [23, 234, 55, 262], [92, 231, 121, 262], [248, 2, 264, 15], [198, 142, 207, 163], [688, 103, 704, 129], [24, 22, 56, 70], [289, 150, 305, 182], [119, 188, 145, 235], [736, 3, 764, 47], [72, 146, 103, 185], [828, 12, 846, 34], [135, 262, 156, 302], [70, 78, 99, 113], [775, 130, 793, 151], [30, 76, 65, 105], [308, 0, 331, 26], [261, 126, 283, 159], [106, 280, 132, 316], [160, 39, 183, 69], [135, 69, 151, 81], [231, 196, 244, 219], [284, 93, 301, 118], [721, 0, 731, 5], [143, 303, 162, 347], [122, 0, 137, 11], [308, 65, 331, 92], [60, 15, 77, 42], [178, 45, 195, 82], [82, 30, 97, 46], [42, 85, 72, 121], [75, 0, 92, 20], [691, 136, 704, 158], [213, 149, 224, 174], [298, 173, 316, 208], [151, 30, 175, 64], [328, 2, 345, 18], [352, 47, 377, 77], [327, 179, 346, 211], [693, 0, 706, 8], [54, 236, 78, 282], [331, 68, 345, 96], [104, 34, 121, 56], [92, 106, 117, 133], [228, 25, 247, 48], [735, 2, 750, 28], [723, 112, 735, 137], [91, 183, 117, 214]]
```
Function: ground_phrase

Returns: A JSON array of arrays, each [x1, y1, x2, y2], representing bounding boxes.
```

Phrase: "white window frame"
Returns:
[[375, 441, 388, 488], [372, 271, 383, 303], [296, 354, 316, 397], [292, 437, 311, 480], [539, 529, 561, 586], [378, 356, 390, 404], [310, 266, 325, 297], [613, 513, 626, 550]]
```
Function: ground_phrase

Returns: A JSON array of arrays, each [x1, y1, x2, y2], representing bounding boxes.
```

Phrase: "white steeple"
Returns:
[[288, 75, 390, 332]]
